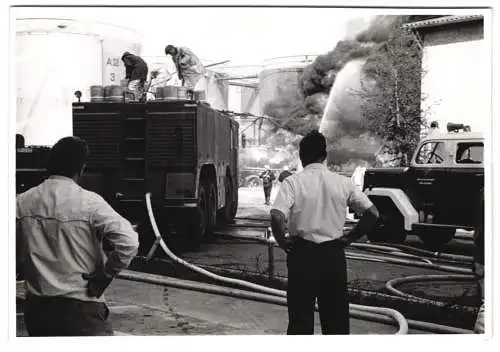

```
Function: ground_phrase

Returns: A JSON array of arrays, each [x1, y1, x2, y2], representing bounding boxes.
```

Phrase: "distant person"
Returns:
[[259, 165, 276, 205], [270, 130, 379, 335], [121, 51, 149, 100], [428, 121, 440, 138], [165, 45, 206, 92], [16, 136, 139, 336], [278, 166, 293, 182]]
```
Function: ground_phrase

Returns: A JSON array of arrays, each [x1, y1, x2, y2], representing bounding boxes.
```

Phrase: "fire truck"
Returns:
[[16, 97, 239, 251], [73, 98, 239, 250]]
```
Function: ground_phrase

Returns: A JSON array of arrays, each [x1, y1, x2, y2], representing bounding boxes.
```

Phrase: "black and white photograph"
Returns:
[[5, 1, 497, 347]]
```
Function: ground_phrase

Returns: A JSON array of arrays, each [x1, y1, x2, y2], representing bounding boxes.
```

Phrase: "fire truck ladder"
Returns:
[[122, 114, 148, 199]]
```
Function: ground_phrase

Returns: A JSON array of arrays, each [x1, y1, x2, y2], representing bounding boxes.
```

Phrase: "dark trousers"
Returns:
[[263, 186, 272, 204], [286, 238, 349, 335], [24, 295, 114, 336]]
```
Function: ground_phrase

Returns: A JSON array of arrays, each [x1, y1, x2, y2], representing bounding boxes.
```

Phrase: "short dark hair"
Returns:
[[165, 45, 176, 55], [47, 136, 89, 177], [121, 51, 131, 60], [299, 130, 327, 166]]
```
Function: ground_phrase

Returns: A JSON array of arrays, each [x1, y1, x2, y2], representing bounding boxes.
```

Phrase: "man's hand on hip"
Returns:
[[82, 270, 114, 299]]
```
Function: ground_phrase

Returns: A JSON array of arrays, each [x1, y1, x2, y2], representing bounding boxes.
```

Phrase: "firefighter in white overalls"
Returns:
[[165, 45, 207, 93]]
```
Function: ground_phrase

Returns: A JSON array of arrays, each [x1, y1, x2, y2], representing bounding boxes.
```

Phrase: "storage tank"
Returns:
[[16, 18, 142, 146], [258, 55, 316, 114], [216, 64, 261, 115], [205, 70, 229, 110]]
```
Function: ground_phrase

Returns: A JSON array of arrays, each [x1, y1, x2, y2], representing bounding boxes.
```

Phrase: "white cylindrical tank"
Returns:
[[16, 18, 142, 146]]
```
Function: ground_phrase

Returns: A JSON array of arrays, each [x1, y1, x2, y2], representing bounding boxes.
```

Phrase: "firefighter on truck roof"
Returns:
[[165, 44, 206, 93], [121, 51, 149, 100]]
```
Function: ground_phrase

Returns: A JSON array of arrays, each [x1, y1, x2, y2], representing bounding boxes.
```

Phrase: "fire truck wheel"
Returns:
[[218, 174, 236, 224], [187, 182, 210, 250], [206, 181, 217, 237], [416, 229, 454, 249]]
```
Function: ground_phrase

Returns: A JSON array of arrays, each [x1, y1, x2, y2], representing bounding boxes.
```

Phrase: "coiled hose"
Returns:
[[140, 192, 409, 334], [385, 274, 477, 306]]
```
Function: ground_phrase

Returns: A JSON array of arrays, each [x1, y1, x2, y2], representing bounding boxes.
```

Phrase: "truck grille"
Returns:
[[147, 115, 196, 167], [73, 114, 121, 168]]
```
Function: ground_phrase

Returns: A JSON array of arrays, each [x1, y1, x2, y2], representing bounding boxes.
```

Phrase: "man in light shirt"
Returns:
[[16, 136, 139, 336], [270, 130, 379, 335], [165, 44, 207, 92]]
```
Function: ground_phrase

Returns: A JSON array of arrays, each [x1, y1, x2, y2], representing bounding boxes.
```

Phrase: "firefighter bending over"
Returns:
[[165, 45, 206, 92], [121, 51, 149, 100]]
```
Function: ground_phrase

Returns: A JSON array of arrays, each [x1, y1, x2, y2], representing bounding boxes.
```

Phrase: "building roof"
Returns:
[[402, 15, 484, 30]]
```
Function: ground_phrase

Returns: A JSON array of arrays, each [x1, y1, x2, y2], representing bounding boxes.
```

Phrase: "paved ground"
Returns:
[[17, 275, 426, 336], [182, 187, 476, 297], [15, 186, 477, 336]]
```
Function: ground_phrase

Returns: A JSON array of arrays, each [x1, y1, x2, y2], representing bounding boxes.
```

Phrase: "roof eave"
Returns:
[[402, 15, 484, 32]]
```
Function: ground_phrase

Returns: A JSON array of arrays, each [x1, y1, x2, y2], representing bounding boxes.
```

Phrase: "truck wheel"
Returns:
[[417, 229, 454, 249], [218, 174, 236, 223], [187, 181, 211, 250], [367, 213, 406, 243], [206, 181, 217, 237]]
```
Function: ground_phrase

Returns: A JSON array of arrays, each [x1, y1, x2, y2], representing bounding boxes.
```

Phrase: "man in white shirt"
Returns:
[[17, 136, 139, 336], [270, 130, 379, 335]]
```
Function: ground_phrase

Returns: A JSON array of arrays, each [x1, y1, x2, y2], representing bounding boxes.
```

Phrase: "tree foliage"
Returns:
[[358, 22, 424, 165]]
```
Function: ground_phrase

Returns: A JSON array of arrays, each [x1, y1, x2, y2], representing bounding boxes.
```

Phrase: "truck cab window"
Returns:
[[456, 142, 483, 164], [415, 141, 445, 165]]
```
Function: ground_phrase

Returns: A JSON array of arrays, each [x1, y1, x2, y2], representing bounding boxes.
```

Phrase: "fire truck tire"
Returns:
[[416, 229, 454, 249], [187, 181, 213, 250], [218, 174, 237, 223], [206, 181, 217, 237]]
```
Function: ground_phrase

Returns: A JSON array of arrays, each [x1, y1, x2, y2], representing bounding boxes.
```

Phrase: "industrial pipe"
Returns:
[[143, 193, 409, 334]]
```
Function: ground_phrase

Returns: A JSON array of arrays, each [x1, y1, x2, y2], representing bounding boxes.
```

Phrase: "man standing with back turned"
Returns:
[[270, 130, 379, 334], [16, 136, 139, 336]]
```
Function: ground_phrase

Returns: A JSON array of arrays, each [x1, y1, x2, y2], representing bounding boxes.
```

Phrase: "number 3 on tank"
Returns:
[[110, 73, 115, 82]]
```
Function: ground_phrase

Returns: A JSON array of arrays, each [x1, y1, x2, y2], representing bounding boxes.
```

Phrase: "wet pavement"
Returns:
[[17, 274, 427, 336]]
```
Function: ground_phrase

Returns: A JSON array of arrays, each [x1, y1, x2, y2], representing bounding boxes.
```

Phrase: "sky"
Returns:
[[11, 6, 372, 67]]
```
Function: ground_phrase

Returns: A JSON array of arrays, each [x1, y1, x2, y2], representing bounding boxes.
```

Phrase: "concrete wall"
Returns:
[[420, 21, 489, 134]]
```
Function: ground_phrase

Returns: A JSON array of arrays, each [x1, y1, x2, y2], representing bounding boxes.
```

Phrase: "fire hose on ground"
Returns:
[[219, 228, 478, 311], [217, 232, 473, 275], [385, 274, 478, 307], [128, 192, 409, 334]]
